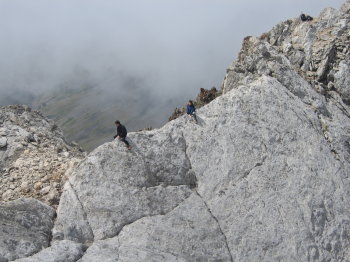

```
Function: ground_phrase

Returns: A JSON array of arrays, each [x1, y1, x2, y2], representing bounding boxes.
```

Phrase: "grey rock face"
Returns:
[[0, 138, 7, 149], [52, 182, 94, 244], [334, 61, 350, 104], [80, 194, 232, 262], [15, 240, 84, 262], [53, 127, 195, 242], [117, 194, 232, 261], [183, 76, 350, 261], [0, 198, 55, 261], [341, 0, 350, 13]]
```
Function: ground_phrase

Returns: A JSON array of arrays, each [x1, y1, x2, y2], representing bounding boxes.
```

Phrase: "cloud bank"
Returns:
[[0, 0, 344, 108]]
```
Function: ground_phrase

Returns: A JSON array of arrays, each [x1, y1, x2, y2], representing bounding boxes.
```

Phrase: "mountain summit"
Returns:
[[1, 1, 350, 261]]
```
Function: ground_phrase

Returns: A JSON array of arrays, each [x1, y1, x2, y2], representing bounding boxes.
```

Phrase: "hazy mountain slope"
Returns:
[[33, 79, 179, 151]]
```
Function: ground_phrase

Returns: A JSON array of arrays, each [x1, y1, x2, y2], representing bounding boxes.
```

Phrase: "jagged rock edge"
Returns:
[[273, 74, 346, 163]]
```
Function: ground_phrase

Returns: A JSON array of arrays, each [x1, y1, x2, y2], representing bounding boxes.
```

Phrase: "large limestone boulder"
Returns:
[[79, 195, 232, 261], [183, 76, 350, 261], [53, 127, 196, 243], [0, 198, 55, 261]]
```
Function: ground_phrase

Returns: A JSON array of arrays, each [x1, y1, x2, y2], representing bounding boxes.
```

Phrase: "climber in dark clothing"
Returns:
[[300, 13, 313, 22], [114, 120, 132, 150], [186, 100, 197, 123]]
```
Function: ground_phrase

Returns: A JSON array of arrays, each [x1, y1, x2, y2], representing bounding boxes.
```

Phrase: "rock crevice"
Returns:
[[194, 190, 234, 262], [67, 181, 95, 241]]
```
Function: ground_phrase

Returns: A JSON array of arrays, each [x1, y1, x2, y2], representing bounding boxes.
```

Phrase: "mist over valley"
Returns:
[[0, 0, 344, 150]]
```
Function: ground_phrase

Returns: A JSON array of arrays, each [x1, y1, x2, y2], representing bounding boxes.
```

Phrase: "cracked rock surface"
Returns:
[[0, 198, 55, 261], [53, 127, 195, 243], [79, 194, 232, 262], [183, 76, 350, 261]]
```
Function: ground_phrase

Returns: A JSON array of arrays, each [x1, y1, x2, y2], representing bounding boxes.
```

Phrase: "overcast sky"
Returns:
[[0, 0, 345, 106]]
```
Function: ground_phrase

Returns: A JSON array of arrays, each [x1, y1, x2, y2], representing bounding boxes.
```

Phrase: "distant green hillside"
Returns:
[[33, 85, 172, 151]]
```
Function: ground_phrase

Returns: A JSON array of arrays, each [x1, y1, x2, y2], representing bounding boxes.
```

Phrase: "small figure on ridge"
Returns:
[[186, 100, 197, 123], [300, 13, 313, 22], [114, 120, 132, 150]]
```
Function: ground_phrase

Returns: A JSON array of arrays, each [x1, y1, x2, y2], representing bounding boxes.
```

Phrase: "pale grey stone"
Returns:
[[182, 76, 350, 262], [0, 198, 55, 261], [334, 61, 350, 104], [80, 194, 232, 262], [15, 240, 84, 262], [79, 238, 120, 262], [52, 182, 94, 243], [54, 129, 195, 242], [0, 138, 6, 149], [118, 194, 232, 262], [319, 7, 339, 22], [340, 0, 350, 13]]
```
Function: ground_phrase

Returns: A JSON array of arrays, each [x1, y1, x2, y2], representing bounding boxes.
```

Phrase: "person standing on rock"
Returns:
[[114, 120, 132, 150], [186, 100, 197, 123]]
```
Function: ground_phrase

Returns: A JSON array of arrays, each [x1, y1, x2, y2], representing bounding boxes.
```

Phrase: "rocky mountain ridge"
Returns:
[[1, 1, 350, 261], [0, 105, 84, 207]]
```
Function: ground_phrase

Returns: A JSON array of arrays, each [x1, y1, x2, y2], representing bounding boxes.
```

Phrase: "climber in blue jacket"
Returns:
[[186, 100, 197, 123]]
